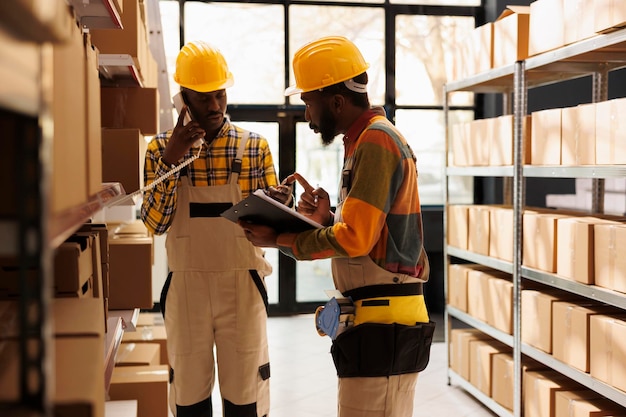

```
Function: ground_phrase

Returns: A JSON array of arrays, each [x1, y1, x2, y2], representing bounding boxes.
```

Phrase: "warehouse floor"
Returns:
[[167, 313, 495, 417]]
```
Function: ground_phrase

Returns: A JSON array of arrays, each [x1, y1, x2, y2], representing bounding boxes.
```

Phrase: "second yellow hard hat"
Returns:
[[285, 36, 369, 96], [174, 41, 234, 92]]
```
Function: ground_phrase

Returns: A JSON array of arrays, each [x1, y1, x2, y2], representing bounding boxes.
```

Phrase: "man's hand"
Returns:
[[265, 177, 294, 206], [162, 105, 205, 166], [288, 173, 332, 226], [239, 220, 279, 247]]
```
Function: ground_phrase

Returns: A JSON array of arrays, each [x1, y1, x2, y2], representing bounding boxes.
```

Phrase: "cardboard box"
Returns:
[[100, 87, 159, 135], [467, 269, 492, 324], [53, 235, 95, 297], [590, 314, 626, 392], [115, 342, 160, 367], [594, 0, 626, 33], [101, 128, 148, 196], [556, 217, 620, 284], [451, 122, 470, 166], [0, 336, 108, 409], [596, 98, 626, 165], [524, 370, 583, 417], [523, 211, 568, 273], [51, 16, 88, 214], [553, 302, 618, 372], [53, 298, 106, 417], [78, 223, 110, 299], [554, 390, 624, 417], [122, 325, 168, 366], [105, 400, 138, 417], [447, 205, 470, 250], [108, 235, 153, 309], [449, 328, 492, 380], [469, 338, 509, 397], [136, 311, 164, 328], [85, 32, 102, 197], [489, 205, 514, 262], [447, 264, 489, 312], [468, 119, 491, 166], [529, 0, 565, 56], [594, 223, 626, 293], [531, 107, 562, 165], [493, 5, 530, 68], [564, 0, 596, 44], [491, 352, 543, 412], [468, 205, 490, 256], [521, 290, 564, 353], [490, 115, 513, 166], [561, 103, 596, 166], [488, 275, 513, 334], [469, 22, 494, 75], [490, 115, 533, 166], [108, 365, 169, 417], [90, 0, 151, 84]]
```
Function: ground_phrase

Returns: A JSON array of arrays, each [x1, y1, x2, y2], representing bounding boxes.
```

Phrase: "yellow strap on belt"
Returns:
[[353, 294, 429, 326]]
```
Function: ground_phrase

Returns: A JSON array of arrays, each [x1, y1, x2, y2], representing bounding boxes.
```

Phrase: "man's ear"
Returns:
[[332, 94, 345, 113]]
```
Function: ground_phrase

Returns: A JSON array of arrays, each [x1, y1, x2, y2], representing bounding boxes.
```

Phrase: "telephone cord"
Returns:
[[105, 146, 201, 207]]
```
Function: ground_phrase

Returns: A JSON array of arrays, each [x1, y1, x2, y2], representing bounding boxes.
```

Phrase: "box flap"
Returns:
[[497, 5, 531, 21]]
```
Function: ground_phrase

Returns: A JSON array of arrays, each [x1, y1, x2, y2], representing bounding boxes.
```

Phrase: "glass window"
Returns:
[[391, 0, 480, 5], [183, 2, 285, 105], [394, 109, 473, 205], [235, 121, 281, 303], [297, 259, 334, 302], [288, 5, 385, 106], [395, 14, 474, 106], [295, 121, 338, 301], [159, 1, 181, 103]]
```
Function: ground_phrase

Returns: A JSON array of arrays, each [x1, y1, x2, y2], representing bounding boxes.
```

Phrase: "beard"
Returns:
[[316, 106, 338, 146]]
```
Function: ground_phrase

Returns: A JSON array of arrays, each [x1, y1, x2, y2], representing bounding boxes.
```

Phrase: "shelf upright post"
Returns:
[[512, 60, 526, 417], [442, 84, 451, 385], [591, 68, 609, 214], [502, 91, 513, 206], [13, 45, 54, 417]]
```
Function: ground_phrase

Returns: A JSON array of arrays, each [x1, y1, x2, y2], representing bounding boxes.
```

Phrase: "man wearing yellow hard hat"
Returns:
[[141, 40, 289, 417], [241, 35, 435, 417]]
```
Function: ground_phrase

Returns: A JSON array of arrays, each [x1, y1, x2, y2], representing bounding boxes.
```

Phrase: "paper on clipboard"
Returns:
[[220, 189, 323, 233]]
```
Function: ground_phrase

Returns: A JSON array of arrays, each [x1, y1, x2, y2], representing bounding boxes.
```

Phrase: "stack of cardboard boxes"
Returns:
[[110, 311, 169, 417], [452, 0, 626, 81], [446, 202, 626, 414], [1, 0, 168, 415]]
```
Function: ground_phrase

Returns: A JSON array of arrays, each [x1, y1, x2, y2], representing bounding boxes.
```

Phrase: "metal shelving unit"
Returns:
[[444, 26, 626, 417], [0, 1, 135, 415]]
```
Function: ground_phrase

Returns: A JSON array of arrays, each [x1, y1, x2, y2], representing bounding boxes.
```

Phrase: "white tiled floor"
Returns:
[[171, 314, 496, 417]]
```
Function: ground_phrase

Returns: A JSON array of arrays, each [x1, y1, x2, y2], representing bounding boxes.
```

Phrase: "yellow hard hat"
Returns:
[[285, 36, 369, 96], [173, 41, 234, 92]]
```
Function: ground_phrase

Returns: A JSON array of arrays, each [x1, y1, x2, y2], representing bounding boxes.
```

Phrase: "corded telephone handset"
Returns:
[[105, 94, 203, 207], [172, 91, 204, 148]]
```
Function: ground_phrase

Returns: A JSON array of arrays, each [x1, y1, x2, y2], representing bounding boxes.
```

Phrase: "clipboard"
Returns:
[[220, 189, 324, 233]]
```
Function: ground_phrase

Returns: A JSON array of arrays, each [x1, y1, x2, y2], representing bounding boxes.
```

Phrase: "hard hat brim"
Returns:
[[284, 85, 303, 96], [181, 77, 234, 93]]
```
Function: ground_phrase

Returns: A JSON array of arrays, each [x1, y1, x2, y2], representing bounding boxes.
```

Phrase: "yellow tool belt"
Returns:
[[344, 283, 429, 326], [354, 294, 429, 326]]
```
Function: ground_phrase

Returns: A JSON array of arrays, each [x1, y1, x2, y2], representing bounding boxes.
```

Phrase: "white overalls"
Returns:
[[163, 134, 272, 417], [330, 123, 433, 417]]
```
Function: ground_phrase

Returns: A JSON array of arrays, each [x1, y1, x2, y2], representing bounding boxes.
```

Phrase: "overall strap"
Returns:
[[228, 130, 250, 185]]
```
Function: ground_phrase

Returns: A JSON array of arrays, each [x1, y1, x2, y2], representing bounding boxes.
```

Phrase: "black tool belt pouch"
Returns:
[[330, 320, 436, 378]]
